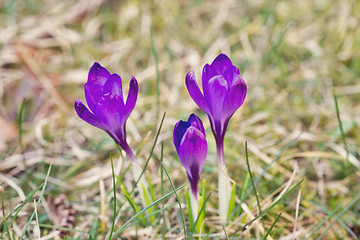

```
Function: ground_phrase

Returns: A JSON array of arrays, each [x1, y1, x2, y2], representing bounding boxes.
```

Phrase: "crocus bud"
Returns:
[[74, 62, 138, 161], [173, 113, 207, 198]]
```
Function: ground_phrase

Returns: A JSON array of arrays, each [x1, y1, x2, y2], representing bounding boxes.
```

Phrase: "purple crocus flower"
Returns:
[[185, 53, 247, 164], [173, 113, 207, 198], [74, 62, 138, 162]]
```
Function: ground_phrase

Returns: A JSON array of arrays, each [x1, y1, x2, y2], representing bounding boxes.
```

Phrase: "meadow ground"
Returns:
[[0, 0, 360, 239]]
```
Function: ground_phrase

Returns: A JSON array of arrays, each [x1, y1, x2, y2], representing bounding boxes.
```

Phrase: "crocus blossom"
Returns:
[[74, 62, 138, 162], [173, 113, 207, 198], [185, 53, 247, 162]]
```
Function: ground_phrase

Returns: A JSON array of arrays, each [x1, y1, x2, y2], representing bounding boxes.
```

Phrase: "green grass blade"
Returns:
[[229, 179, 303, 237], [160, 141, 166, 238], [126, 202, 176, 229], [0, 146, 17, 161], [120, 184, 142, 219], [236, 135, 299, 215], [226, 172, 250, 221], [160, 161, 187, 240], [240, 173, 250, 201], [254, 134, 300, 184], [189, 192, 212, 239], [232, 172, 250, 221], [304, 203, 342, 240], [245, 141, 262, 214], [19, 164, 52, 240], [1, 189, 12, 240], [109, 155, 116, 240], [130, 112, 166, 196], [227, 181, 236, 220], [185, 188, 194, 231], [111, 184, 185, 239], [202, 228, 215, 240], [310, 200, 357, 238], [150, 27, 161, 118], [333, 93, 349, 161], [140, 183, 154, 223], [18, 99, 25, 148], [147, 171, 156, 202], [197, 179, 207, 234], [6, 184, 43, 227], [89, 218, 99, 239], [146, 171, 156, 223], [160, 141, 165, 198], [313, 192, 360, 240], [200, 179, 206, 200], [124, 194, 141, 219], [196, 196, 204, 234], [17, 99, 25, 165], [222, 225, 229, 239], [262, 212, 282, 240]]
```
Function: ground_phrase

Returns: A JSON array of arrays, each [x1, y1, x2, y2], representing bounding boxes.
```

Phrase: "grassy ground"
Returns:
[[1, 0, 360, 239]]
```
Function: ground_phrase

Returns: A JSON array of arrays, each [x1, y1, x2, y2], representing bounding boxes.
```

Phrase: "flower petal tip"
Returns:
[[129, 76, 138, 89], [211, 53, 233, 74], [173, 120, 191, 151]]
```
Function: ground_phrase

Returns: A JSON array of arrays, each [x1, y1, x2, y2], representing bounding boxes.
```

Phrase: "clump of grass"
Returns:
[[1, 0, 360, 239]]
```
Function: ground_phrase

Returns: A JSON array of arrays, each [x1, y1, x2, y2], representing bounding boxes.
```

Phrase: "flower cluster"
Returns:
[[75, 53, 247, 221], [180, 53, 247, 219]]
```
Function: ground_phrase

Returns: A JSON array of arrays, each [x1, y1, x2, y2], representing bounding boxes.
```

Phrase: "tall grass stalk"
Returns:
[[19, 164, 52, 240]]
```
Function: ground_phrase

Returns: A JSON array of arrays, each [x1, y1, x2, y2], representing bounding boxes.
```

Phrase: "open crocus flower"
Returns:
[[173, 113, 207, 198], [185, 53, 247, 159], [185, 53, 247, 221], [74, 62, 138, 162]]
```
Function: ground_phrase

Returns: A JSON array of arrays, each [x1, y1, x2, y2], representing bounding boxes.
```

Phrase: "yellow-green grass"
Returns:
[[1, 0, 360, 239]]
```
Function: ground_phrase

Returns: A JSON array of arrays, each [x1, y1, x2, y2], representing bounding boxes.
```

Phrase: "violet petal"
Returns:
[[185, 71, 211, 116], [178, 127, 207, 175], [103, 73, 123, 99], [84, 83, 99, 114], [222, 66, 242, 88], [211, 53, 233, 74], [202, 64, 218, 99], [96, 93, 125, 130], [74, 99, 106, 130], [88, 62, 111, 87], [205, 75, 228, 121], [173, 120, 191, 152], [188, 113, 205, 136], [124, 76, 138, 120], [84, 63, 111, 112], [222, 81, 247, 120]]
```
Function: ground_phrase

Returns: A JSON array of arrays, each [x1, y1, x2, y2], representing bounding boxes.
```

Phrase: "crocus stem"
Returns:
[[217, 142, 231, 223], [190, 189, 199, 223]]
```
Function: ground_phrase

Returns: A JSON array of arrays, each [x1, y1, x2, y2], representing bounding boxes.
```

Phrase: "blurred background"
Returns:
[[0, 0, 359, 239]]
